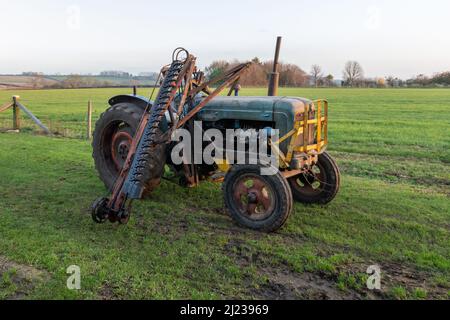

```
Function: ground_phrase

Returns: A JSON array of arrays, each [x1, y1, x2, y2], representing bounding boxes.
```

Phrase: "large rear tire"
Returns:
[[92, 103, 143, 191]]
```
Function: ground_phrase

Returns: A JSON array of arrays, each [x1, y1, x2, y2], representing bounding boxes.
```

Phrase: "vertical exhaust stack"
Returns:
[[268, 36, 282, 96]]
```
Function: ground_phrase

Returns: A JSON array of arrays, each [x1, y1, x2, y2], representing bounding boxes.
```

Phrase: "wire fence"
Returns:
[[0, 98, 97, 140], [0, 118, 91, 139]]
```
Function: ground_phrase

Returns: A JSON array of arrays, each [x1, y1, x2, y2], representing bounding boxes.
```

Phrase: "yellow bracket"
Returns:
[[272, 99, 329, 167]]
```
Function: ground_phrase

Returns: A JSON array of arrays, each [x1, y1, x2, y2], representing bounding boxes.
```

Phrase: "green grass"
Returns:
[[0, 88, 449, 300]]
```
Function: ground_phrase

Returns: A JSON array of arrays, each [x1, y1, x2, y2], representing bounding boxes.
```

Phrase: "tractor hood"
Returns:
[[195, 96, 312, 152], [196, 96, 311, 123]]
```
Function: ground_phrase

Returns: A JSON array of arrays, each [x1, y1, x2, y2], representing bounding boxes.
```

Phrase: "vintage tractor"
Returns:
[[91, 48, 340, 232]]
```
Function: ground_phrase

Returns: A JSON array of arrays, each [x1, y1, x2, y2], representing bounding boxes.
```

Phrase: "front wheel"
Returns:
[[288, 152, 340, 205], [223, 165, 293, 233]]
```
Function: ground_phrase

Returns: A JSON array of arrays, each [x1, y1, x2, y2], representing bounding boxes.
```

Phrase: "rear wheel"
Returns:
[[92, 103, 143, 191], [288, 152, 340, 205], [223, 165, 293, 233]]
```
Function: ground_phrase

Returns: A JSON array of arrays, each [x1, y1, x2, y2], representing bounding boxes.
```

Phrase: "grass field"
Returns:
[[0, 88, 449, 300]]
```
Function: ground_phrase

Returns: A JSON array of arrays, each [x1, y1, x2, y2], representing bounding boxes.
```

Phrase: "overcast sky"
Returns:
[[1, 0, 449, 79]]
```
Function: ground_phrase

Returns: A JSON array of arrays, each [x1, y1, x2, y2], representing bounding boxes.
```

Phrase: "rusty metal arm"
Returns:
[[189, 63, 251, 98], [176, 57, 197, 115], [176, 62, 252, 128]]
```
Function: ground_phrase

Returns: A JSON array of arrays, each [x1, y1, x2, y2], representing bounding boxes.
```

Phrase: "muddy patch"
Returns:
[[98, 282, 119, 300], [223, 239, 364, 300], [254, 260, 449, 300], [0, 256, 50, 300], [252, 268, 363, 300], [223, 238, 450, 300], [351, 261, 449, 299]]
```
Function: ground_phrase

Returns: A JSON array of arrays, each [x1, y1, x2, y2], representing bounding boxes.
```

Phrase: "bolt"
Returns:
[[247, 192, 258, 204]]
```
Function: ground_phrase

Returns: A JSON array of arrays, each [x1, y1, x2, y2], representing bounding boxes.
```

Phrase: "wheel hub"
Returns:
[[111, 130, 133, 170], [233, 175, 275, 221], [247, 192, 258, 204], [118, 141, 129, 158]]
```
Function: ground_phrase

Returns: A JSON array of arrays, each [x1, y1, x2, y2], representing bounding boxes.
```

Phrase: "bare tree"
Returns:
[[431, 72, 450, 85], [343, 61, 364, 87], [414, 74, 430, 87], [385, 76, 395, 87], [226, 59, 267, 86], [310, 65, 323, 87], [239, 63, 268, 86]]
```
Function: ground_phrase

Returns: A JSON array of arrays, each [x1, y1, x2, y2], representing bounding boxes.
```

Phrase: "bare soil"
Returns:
[[0, 256, 50, 299]]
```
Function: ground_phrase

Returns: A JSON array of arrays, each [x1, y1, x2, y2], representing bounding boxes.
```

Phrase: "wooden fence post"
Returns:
[[87, 100, 92, 140], [12, 96, 21, 131]]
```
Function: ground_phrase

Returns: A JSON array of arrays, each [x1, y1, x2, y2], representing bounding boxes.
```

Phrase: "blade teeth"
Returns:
[[125, 59, 185, 194]]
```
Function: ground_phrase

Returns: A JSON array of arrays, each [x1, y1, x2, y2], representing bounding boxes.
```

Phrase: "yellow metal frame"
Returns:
[[214, 99, 329, 172], [271, 99, 329, 167]]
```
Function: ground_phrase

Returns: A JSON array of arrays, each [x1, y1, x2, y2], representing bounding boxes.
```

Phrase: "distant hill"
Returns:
[[46, 75, 157, 86], [0, 75, 59, 89], [0, 75, 157, 89]]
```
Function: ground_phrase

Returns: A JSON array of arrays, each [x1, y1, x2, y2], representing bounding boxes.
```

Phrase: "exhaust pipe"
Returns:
[[268, 36, 282, 96]]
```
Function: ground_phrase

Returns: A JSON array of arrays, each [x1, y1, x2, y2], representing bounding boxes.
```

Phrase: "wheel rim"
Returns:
[[290, 162, 327, 196], [232, 174, 275, 221], [100, 121, 134, 177], [111, 130, 132, 171]]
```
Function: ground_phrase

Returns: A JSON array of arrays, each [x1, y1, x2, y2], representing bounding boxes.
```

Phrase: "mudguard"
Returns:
[[109, 94, 170, 130], [109, 94, 153, 110]]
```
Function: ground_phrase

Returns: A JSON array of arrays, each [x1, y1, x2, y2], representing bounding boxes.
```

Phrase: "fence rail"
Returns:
[[0, 96, 93, 139]]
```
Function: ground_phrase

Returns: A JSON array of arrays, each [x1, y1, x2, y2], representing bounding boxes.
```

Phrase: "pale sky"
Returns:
[[1, 0, 449, 79]]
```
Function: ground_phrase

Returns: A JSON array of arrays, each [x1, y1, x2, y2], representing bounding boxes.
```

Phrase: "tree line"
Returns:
[[20, 63, 450, 89], [205, 58, 450, 88], [406, 72, 450, 87], [205, 58, 310, 87], [205, 58, 369, 87]]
